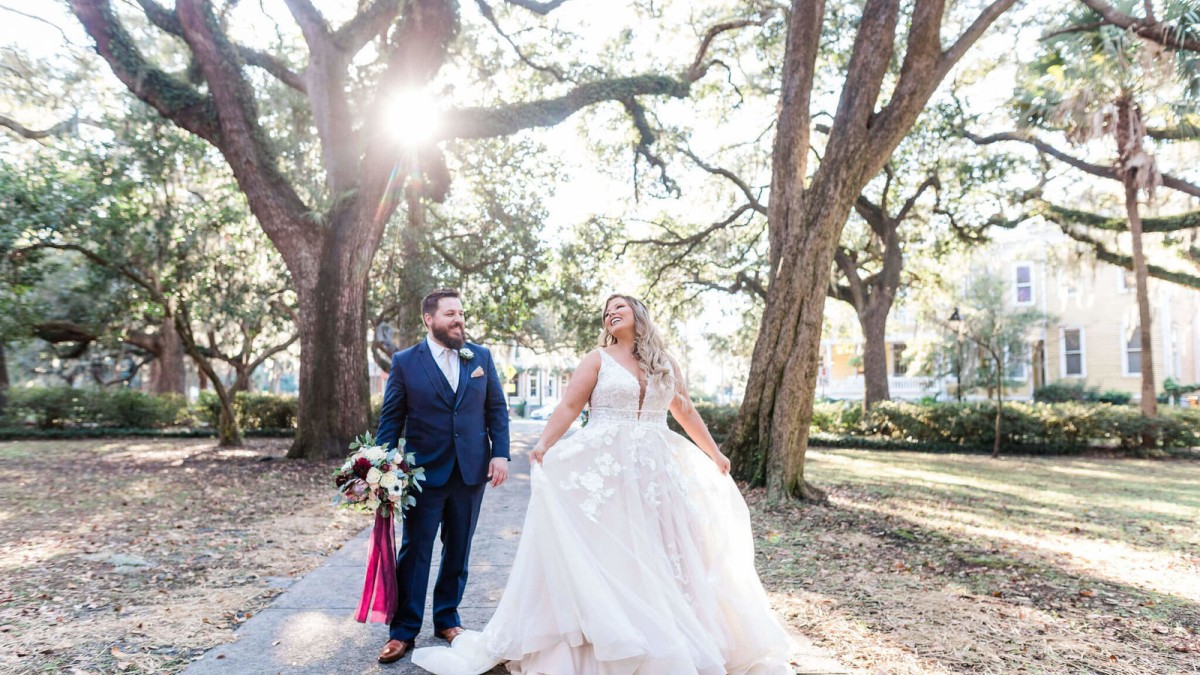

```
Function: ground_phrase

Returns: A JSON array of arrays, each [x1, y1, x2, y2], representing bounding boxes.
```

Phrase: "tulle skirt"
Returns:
[[413, 415, 794, 675]]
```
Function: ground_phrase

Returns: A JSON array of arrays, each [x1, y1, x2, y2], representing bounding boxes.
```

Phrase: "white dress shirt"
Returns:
[[426, 334, 460, 393]]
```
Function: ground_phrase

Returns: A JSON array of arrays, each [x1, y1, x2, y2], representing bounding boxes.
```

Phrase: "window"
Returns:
[[891, 342, 908, 377], [1062, 328, 1085, 377], [1124, 324, 1142, 376], [507, 374, 518, 397], [1015, 263, 1034, 305], [529, 371, 538, 398], [546, 378, 555, 398], [1006, 343, 1028, 380]]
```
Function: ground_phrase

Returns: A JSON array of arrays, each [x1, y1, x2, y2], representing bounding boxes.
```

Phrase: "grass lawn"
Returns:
[[752, 449, 1200, 674], [0, 438, 365, 674]]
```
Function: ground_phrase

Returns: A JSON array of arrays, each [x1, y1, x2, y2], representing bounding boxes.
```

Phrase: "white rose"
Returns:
[[364, 446, 386, 462], [366, 467, 383, 485], [379, 471, 398, 489]]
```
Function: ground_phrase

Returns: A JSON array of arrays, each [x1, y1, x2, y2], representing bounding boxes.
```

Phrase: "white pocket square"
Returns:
[[470, 366, 484, 378]]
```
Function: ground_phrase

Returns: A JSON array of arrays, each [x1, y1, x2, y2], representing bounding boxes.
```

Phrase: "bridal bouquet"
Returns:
[[332, 432, 425, 624], [332, 432, 425, 519]]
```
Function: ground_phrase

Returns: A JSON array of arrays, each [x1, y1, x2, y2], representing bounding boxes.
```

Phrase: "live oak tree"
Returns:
[[64, 0, 751, 459], [725, 0, 1020, 500], [7, 112, 297, 445]]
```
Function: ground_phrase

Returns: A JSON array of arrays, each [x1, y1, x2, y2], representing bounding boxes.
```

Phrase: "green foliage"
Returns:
[[1033, 382, 1132, 405], [667, 401, 740, 444], [851, 400, 1196, 452], [195, 391, 296, 430], [1, 387, 187, 429], [680, 399, 1199, 454]]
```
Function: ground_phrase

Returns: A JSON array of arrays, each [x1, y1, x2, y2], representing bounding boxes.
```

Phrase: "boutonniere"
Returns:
[[458, 347, 475, 361]]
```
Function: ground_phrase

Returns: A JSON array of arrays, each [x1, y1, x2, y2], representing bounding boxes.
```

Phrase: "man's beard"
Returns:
[[432, 324, 465, 350]]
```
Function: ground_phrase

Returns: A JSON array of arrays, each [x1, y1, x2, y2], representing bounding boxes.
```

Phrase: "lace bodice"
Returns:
[[589, 350, 675, 423]]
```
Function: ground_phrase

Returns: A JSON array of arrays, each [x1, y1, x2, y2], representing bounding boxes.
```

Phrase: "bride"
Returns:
[[413, 294, 794, 674]]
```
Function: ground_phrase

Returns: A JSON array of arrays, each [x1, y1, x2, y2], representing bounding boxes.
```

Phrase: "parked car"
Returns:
[[528, 399, 560, 420]]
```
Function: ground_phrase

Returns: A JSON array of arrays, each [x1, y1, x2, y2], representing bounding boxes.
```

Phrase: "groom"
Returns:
[[375, 288, 510, 664]]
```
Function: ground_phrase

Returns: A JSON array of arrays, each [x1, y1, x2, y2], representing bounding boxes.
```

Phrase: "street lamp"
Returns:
[[948, 307, 964, 403]]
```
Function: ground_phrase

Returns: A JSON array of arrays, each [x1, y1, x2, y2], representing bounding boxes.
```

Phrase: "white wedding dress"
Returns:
[[412, 350, 794, 674]]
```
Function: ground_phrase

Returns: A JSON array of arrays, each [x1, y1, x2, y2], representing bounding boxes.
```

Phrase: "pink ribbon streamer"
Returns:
[[355, 510, 397, 624]]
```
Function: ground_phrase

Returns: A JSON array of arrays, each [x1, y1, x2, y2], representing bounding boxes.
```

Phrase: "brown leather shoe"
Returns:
[[436, 626, 465, 644], [378, 638, 415, 664]]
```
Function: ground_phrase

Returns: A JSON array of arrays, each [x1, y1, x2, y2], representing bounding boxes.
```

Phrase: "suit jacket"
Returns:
[[375, 339, 510, 487]]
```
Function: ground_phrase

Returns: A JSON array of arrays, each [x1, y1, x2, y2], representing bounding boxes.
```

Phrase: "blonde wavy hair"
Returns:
[[599, 294, 674, 388]]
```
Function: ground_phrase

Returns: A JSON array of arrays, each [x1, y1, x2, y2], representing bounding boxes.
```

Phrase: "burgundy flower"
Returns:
[[335, 473, 349, 488], [353, 457, 372, 479]]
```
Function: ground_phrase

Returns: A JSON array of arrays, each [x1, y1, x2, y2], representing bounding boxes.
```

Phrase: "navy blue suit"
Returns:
[[374, 339, 510, 640]]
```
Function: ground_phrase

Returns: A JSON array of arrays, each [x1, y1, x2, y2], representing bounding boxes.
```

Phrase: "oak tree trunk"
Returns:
[[993, 352, 1003, 458], [724, 0, 1017, 500], [859, 302, 891, 410], [153, 315, 187, 395], [0, 342, 8, 415], [287, 225, 373, 460]]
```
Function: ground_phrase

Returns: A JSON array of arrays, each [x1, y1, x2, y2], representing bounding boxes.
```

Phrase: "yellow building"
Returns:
[[819, 221, 1200, 403]]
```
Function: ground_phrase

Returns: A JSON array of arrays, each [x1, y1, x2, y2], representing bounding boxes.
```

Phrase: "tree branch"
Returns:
[[333, 0, 403, 54], [939, 0, 1022, 76], [439, 74, 690, 140], [687, 18, 763, 82], [0, 113, 91, 140], [679, 146, 767, 215], [173, 0, 315, 251], [499, 0, 569, 15], [135, 0, 307, 93], [69, 0, 223, 144], [1047, 217, 1200, 289], [473, 0, 568, 82], [1077, 0, 1200, 53], [280, 0, 332, 51], [964, 129, 1200, 198], [1039, 201, 1200, 233]]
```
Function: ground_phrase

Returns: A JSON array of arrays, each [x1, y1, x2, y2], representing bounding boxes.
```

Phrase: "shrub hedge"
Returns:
[[0, 387, 189, 429], [6, 387, 1196, 454], [195, 391, 297, 429], [676, 399, 1200, 454], [0, 387, 299, 432]]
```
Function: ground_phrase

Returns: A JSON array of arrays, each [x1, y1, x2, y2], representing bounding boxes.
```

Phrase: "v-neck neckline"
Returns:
[[601, 349, 647, 416]]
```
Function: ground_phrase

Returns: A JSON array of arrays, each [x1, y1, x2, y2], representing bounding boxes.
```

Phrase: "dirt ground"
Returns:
[[0, 438, 366, 674], [3, 440, 1198, 674], [754, 450, 1200, 674]]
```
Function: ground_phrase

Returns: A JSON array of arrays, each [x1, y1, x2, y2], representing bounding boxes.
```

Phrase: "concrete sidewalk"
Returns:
[[184, 421, 848, 675]]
